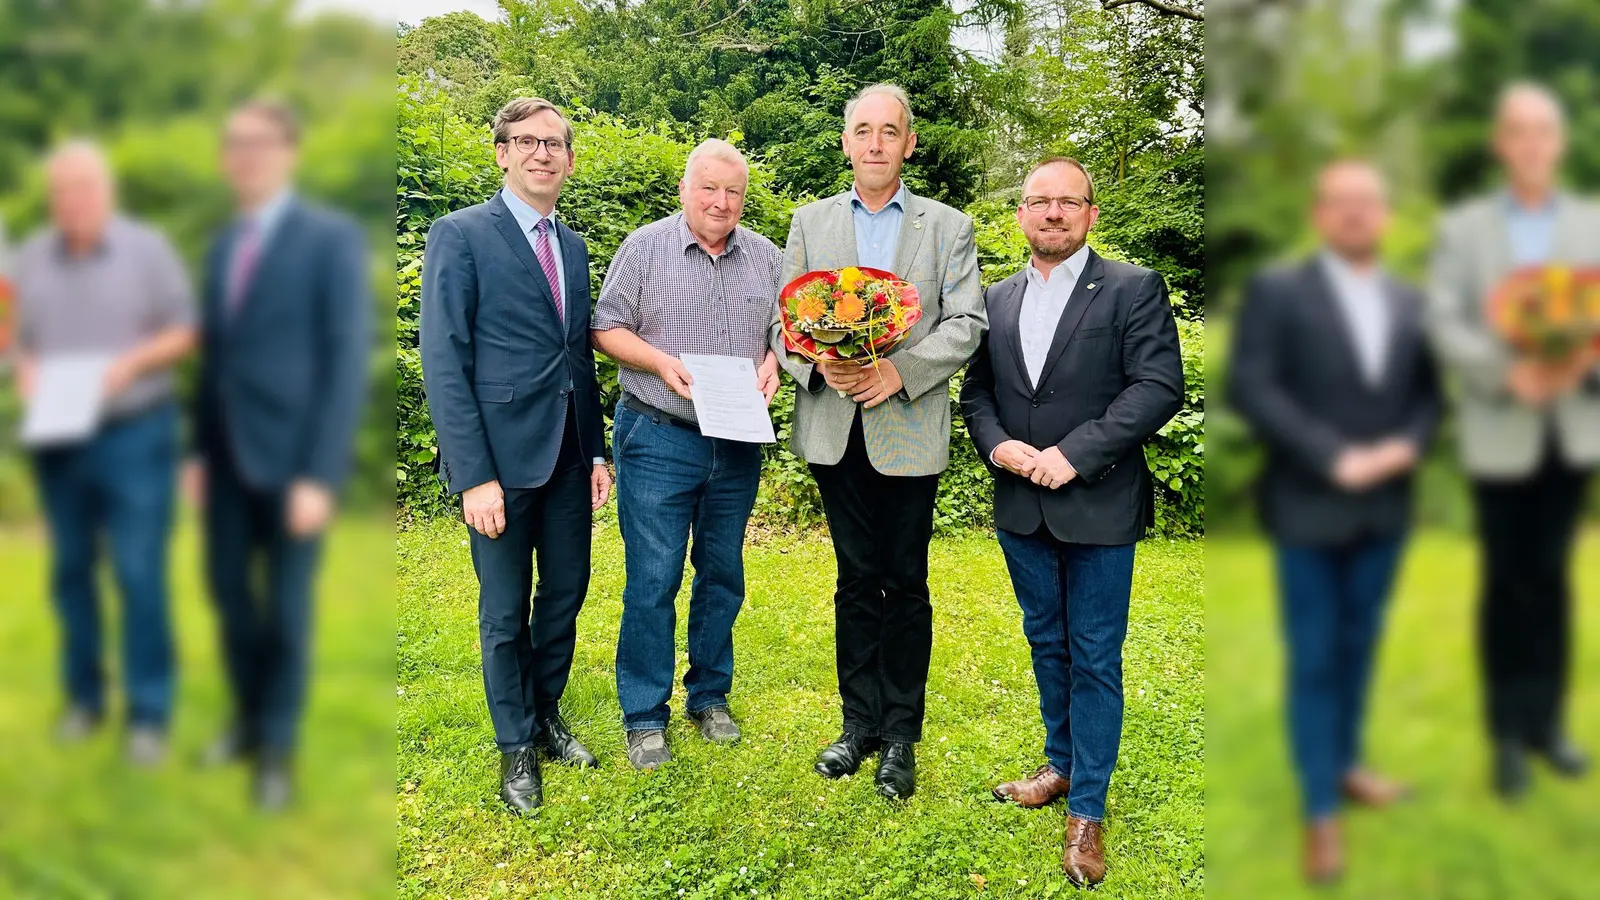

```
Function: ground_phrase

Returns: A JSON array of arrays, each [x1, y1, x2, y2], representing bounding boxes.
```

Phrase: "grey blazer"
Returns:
[[1427, 193, 1600, 478], [768, 187, 986, 476]]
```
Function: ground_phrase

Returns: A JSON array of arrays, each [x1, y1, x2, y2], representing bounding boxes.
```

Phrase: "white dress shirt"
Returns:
[[1319, 250, 1392, 387], [990, 245, 1091, 469]]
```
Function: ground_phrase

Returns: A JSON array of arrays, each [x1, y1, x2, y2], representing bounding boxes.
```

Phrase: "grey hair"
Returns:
[[1495, 81, 1566, 130], [844, 83, 914, 131], [682, 138, 749, 183]]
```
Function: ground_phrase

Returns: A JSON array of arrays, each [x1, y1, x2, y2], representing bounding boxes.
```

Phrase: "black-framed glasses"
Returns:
[[1023, 195, 1090, 213], [505, 135, 570, 155]]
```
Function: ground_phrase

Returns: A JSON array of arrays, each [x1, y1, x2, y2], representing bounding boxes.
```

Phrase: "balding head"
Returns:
[[1493, 81, 1566, 196], [46, 140, 116, 250], [1312, 158, 1389, 265]]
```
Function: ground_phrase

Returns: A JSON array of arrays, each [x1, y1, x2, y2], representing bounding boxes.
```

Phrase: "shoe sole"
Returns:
[[991, 788, 1064, 808]]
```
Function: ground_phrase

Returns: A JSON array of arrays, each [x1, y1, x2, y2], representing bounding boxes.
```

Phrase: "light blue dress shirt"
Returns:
[[1505, 192, 1558, 267], [500, 187, 567, 302], [850, 181, 908, 273]]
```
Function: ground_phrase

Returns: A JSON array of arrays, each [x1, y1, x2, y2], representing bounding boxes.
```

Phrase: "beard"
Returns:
[[1027, 229, 1083, 262]]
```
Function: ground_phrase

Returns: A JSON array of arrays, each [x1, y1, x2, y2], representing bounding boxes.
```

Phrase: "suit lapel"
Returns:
[[1551, 193, 1584, 263], [557, 219, 584, 340], [1303, 258, 1370, 389], [996, 274, 1031, 389], [488, 190, 562, 326], [1378, 274, 1419, 386], [890, 192, 926, 278], [1034, 251, 1107, 389]]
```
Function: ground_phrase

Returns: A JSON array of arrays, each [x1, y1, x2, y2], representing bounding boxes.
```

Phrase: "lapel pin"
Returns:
[[1086, 282, 1097, 290], [913, 222, 923, 230]]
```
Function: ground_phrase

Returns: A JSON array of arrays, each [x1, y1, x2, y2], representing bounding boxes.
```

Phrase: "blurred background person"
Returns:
[[1427, 82, 1599, 799], [1229, 159, 1440, 884], [190, 99, 371, 811], [11, 141, 197, 764]]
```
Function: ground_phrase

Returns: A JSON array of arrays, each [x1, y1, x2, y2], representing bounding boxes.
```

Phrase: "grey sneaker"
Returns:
[[56, 706, 100, 743], [126, 725, 168, 767], [688, 706, 741, 744], [625, 729, 672, 771]]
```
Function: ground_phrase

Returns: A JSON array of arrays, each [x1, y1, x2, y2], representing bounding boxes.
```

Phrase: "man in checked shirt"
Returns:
[[592, 138, 783, 771]]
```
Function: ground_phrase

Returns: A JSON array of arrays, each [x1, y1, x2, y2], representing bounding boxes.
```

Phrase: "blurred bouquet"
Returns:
[[1489, 264, 1600, 361], [778, 266, 922, 366]]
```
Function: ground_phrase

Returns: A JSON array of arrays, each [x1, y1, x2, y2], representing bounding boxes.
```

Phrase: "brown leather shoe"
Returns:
[[1341, 768, 1411, 808], [1062, 816, 1106, 887], [992, 764, 1070, 808], [1303, 816, 1343, 885]]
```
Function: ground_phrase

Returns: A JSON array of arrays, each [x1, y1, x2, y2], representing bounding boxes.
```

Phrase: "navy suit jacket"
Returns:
[[196, 198, 371, 491], [961, 251, 1185, 545], [419, 190, 603, 495]]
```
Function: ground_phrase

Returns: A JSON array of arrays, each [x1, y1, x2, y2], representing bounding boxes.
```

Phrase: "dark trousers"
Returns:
[[1471, 448, 1591, 748], [206, 443, 324, 753], [1274, 534, 1406, 819], [996, 526, 1136, 822], [809, 413, 941, 744], [33, 403, 179, 728], [613, 400, 762, 732], [469, 413, 591, 753]]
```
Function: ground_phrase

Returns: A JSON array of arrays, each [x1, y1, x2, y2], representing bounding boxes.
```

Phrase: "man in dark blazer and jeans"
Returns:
[[961, 157, 1183, 888], [421, 98, 611, 815], [1228, 160, 1440, 884]]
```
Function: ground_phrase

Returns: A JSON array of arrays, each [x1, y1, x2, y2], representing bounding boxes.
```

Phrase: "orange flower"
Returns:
[[834, 292, 866, 323], [796, 293, 827, 322]]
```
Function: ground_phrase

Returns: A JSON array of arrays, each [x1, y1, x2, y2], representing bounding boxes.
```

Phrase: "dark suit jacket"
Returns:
[[1227, 258, 1441, 545], [196, 197, 370, 491], [419, 189, 603, 495], [961, 250, 1185, 545]]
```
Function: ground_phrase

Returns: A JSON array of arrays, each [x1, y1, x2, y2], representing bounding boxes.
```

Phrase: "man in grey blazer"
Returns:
[[1428, 82, 1598, 798], [770, 83, 985, 800]]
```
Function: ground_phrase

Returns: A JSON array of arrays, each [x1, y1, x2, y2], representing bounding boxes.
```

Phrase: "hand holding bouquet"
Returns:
[[777, 266, 922, 397], [1488, 265, 1600, 402]]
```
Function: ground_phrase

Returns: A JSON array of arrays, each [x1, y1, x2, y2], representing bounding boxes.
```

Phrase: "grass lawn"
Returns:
[[1206, 528, 1600, 900], [0, 515, 396, 899], [397, 520, 1202, 900]]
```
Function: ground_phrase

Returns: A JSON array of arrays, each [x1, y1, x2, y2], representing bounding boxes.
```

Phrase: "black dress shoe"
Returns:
[[1493, 740, 1531, 801], [253, 751, 293, 813], [537, 716, 598, 768], [875, 742, 916, 800], [1534, 735, 1591, 778], [500, 747, 543, 814], [814, 732, 882, 779]]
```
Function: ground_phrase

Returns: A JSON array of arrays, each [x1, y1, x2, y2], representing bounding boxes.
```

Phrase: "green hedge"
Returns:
[[397, 79, 1204, 535]]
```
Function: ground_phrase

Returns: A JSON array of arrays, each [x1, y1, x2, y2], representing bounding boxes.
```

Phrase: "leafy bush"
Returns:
[[397, 79, 1205, 535]]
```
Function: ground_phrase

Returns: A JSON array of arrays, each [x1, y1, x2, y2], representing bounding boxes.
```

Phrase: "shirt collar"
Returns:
[[1026, 243, 1091, 288], [850, 180, 908, 216], [1503, 189, 1561, 218], [1319, 249, 1383, 287], [677, 211, 741, 256], [243, 188, 294, 236], [52, 216, 122, 260], [500, 186, 558, 239]]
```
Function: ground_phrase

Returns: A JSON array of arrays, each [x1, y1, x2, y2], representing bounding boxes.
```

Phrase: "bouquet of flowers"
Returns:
[[777, 265, 922, 370], [1488, 264, 1600, 361]]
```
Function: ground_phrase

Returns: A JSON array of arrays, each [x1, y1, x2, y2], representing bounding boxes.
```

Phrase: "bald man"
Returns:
[[1229, 160, 1440, 884], [12, 142, 197, 765], [1428, 82, 1600, 799]]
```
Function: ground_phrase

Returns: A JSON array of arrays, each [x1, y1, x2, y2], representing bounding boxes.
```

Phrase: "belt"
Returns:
[[623, 395, 698, 431]]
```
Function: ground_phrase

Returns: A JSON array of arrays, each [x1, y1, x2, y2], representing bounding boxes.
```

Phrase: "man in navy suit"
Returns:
[[420, 97, 611, 815], [192, 100, 371, 810]]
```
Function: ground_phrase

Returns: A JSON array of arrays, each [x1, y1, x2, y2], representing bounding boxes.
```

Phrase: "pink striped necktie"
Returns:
[[534, 218, 564, 322], [226, 218, 260, 318]]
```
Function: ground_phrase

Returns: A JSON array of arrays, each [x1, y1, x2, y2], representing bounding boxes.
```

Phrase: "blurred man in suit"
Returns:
[[770, 83, 985, 801], [962, 157, 1184, 887], [1428, 83, 1599, 799], [14, 142, 196, 765], [421, 98, 610, 815], [194, 101, 370, 810], [1230, 160, 1440, 883]]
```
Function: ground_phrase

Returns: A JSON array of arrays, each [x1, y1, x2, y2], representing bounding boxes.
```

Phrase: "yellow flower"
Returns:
[[838, 266, 864, 292]]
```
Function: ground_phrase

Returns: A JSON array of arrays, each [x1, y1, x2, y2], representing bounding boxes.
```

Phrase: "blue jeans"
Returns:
[[614, 400, 762, 732], [32, 403, 179, 728], [996, 527, 1135, 822], [1275, 534, 1406, 819]]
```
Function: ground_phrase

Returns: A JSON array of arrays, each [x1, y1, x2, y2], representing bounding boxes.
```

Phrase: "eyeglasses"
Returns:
[[506, 135, 569, 155], [1023, 195, 1090, 213]]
